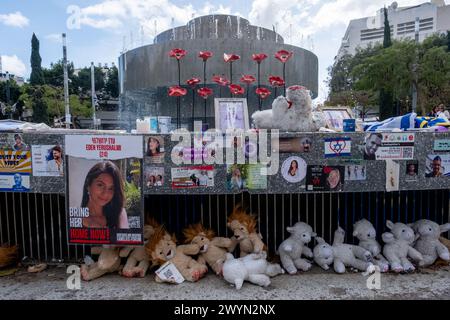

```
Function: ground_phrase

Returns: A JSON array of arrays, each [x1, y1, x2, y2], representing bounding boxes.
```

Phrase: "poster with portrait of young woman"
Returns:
[[281, 156, 307, 183], [65, 135, 144, 246], [144, 136, 165, 164], [306, 165, 345, 192]]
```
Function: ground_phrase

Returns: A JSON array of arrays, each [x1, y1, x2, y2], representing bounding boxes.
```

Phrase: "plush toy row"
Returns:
[[79, 205, 450, 290]]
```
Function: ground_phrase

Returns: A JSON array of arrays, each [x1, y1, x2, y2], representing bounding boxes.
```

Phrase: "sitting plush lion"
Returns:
[[0, 244, 18, 268], [146, 225, 208, 283], [183, 223, 238, 275], [227, 205, 266, 257]]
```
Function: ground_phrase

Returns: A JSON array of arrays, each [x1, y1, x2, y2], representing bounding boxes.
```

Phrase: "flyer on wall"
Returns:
[[171, 165, 215, 188], [226, 164, 267, 191], [376, 132, 415, 160], [65, 135, 144, 245], [306, 165, 345, 192], [0, 149, 31, 192], [32, 145, 64, 176]]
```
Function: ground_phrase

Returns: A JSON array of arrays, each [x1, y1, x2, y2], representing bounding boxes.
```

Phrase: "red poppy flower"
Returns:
[[229, 84, 245, 95], [223, 53, 240, 63], [240, 75, 256, 84], [186, 77, 201, 87], [268, 76, 285, 87], [168, 86, 187, 97], [275, 50, 293, 63], [288, 85, 307, 91], [197, 87, 213, 99], [169, 48, 187, 60], [255, 87, 271, 99], [199, 51, 213, 61], [212, 75, 230, 86], [252, 53, 268, 64]]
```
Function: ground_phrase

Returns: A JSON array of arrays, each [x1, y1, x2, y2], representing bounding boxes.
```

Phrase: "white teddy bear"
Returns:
[[251, 85, 325, 132], [353, 219, 389, 272], [382, 220, 423, 272], [409, 219, 450, 267], [313, 227, 374, 274], [278, 222, 316, 274], [222, 251, 284, 290]]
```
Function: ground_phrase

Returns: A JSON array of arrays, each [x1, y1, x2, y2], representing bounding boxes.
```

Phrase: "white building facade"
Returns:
[[338, 0, 450, 58]]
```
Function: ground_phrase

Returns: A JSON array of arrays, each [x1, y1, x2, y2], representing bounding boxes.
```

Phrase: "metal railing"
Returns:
[[1, 190, 448, 263]]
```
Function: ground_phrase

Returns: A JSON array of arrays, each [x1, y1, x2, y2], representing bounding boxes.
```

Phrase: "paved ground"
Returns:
[[1, 265, 449, 300]]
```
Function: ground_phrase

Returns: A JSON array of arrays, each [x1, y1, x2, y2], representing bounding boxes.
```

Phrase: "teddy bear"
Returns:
[[227, 204, 266, 257], [353, 219, 389, 272], [312, 227, 374, 274], [408, 219, 450, 267], [145, 225, 208, 283], [119, 224, 155, 278], [80, 246, 122, 281], [278, 222, 316, 274], [251, 85, 325, 132], [222, 251, 284, 290], [382, 220, 423, 272], [183, 223, 238, 275]]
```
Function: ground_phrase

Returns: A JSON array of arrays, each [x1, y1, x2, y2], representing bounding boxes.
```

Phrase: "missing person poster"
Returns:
[[32, 145, 64, 176], [0, 149, 31, 192], [425, 154, 450, 178], [171, 165, 214, 188], [227, 164, 267, 191], [306, 165, 345, 192], [65, 135, 144, 245]]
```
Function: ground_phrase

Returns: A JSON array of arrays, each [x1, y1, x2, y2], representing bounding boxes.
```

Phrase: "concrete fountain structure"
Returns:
[[118, 14, 318, 131]]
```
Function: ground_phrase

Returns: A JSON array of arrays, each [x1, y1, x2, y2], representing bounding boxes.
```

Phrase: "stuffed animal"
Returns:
[[312, 227, 374, 274], [227, 204, 266, 257], [146, 225, 208, 283], [120, 224, 155, 278], [353, 219, 389, 272], [80, 246, 122, 281], [382, 220, 423, 272], [278, 222, 316, 274], [409, 219, 450, 267], [0, 244, 18, 268], [183, 223, 238, 275], [251, 85, 325, 132], [222, 251, 284, 290]]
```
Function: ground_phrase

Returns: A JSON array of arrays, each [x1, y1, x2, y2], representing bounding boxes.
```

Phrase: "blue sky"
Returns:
[[0, 0, 427, 101]]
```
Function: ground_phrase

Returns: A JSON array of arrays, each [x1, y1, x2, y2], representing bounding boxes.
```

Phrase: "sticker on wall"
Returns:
[[144, 136, 165, 164], [144, 166, 164, 187], [425, 154, 450, 178], [386, 160, 400, 192], [227, 164, 267, 191], [32, 145, 64, 177], [434, 139, 450, 151], [324, 137, 351, 158], [306, 165, 345, 192], [405, 160, 418, 181], [0, 149, 31, 192], [273, 137, 313, 153], [344, 164, 366, 181], [364, 132, 415, 160], [171, 165, 214, 188], [281, 156, 307, 183]]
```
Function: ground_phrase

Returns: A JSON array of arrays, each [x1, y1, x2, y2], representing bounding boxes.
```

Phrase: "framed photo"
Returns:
[[320, 107, 354, 131], [214, 98, 249, 131]]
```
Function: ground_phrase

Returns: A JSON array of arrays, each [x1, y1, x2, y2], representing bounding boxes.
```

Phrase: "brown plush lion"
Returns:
[[0, 244, 18, 268], [146, 225, 208, 283], [227, 204, 266, 257], [183, 223, 238, 275]]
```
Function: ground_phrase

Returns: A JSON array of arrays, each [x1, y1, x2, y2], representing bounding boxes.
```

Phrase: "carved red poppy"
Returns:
[[255, 87, 271, 99], [168, 86, 187, 97], [268, 76, 285, 87], [223, 53, 240, 63], [288, 85, 307, 91], [252, 53, 268, 64], [212, 75, 230, 86], [169, 48, 187, 60], [186, 77, 201, 87], [240, 75, 256, 84], [229, 84, 245, 95], [199, 51, 213, 61], [197, 87, 213, 99], [275, 50, 293, 63]]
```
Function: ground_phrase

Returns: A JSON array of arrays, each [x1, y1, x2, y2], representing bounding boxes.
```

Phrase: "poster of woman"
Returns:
[[65, 135, 144, 245]]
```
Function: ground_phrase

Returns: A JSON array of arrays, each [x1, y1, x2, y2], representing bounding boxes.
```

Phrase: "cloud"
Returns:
[[0, 11, 30, 28], [1, 55, 27, 76]]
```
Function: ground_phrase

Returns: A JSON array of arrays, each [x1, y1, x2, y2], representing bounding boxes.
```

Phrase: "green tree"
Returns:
[[31, 87, 49, 123], [105, 66, 119, 97], [30, 33, 44, 85], [383, 7, 392, 49], [379, 7, 394, 120], [43, 60, 76, 92], [73, 66, 105, 93]]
